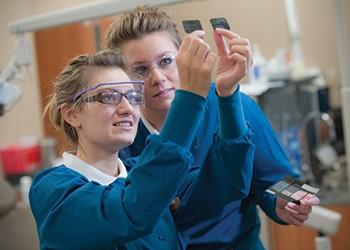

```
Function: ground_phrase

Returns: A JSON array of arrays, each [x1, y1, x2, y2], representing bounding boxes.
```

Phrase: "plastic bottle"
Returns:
[[250, 45, 267, 82]]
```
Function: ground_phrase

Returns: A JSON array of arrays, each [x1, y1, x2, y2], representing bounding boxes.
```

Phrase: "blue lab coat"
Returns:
[[30, 90, 254, 249], [120, 85, 299, 250]]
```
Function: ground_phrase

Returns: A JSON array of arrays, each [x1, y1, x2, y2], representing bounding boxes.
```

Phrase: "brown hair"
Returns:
[[105, 5, 181, 50], [44, 49, 124, 146]]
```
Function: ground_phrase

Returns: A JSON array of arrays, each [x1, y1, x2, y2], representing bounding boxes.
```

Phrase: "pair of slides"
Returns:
[[183, 17, 230, 33]]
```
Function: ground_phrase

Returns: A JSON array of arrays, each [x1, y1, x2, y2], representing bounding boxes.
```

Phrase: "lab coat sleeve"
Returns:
[[160, 89, 207, 150], [241, 93, 300, 224], [29, 136, 192, 249], [173, 89, 255, 220], [174, 131, 254, 221]]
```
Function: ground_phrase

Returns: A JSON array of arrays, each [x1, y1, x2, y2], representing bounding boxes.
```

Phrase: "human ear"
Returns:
[[60, 104, 81, 128]]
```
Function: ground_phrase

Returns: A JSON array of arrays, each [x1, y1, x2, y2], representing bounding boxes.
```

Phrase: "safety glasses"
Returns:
[[126, 52, 177, 80], [71, 81, 144, 106]]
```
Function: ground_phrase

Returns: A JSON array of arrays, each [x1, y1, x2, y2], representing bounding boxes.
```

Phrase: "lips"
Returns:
[[112, 120, 134, 127], [153, 87, 175, 97]]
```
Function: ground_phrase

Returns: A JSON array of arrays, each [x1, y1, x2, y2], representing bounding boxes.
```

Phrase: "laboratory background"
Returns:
[[1, 0, 350, 249]]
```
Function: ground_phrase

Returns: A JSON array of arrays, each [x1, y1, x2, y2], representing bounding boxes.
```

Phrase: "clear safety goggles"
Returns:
[[71, 81, 144, 106], [126, 52, 177, 80]]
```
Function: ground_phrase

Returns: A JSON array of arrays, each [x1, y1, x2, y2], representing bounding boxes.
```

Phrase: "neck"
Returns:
[[142, 108, 168, 131], [76, 143, 120, 177]]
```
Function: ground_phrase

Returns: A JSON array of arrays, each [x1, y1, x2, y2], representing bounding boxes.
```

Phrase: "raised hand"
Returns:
[[276, 194, 320, 226], [213, 28, 252, 97], [176, 32, 217, 98]]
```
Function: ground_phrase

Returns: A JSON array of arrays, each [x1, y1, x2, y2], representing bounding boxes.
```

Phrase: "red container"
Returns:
[[0, 144, 41, 175]]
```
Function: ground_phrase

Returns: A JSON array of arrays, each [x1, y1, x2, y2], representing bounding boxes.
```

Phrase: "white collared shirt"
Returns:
[[62, 152, 128, 186], [140, 111, 159, 135]]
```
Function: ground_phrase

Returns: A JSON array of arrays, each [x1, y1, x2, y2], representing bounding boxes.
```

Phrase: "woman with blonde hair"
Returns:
[[106, 5, 319, 250], [30, 47, 254, 249]]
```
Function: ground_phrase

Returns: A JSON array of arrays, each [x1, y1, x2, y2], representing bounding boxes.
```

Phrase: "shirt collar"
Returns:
[[62, 152, 128, 186], [140, 111, 159, 135]]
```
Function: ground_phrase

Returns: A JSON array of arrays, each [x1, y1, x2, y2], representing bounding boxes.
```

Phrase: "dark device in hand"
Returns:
[[182, 20, 203, 33], [266, 176, 320, 205], [210, 17, 230, 30]]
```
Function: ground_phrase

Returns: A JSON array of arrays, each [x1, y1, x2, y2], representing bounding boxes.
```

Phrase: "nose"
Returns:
[[116, 96, 134, 114], [147, 67, 166, 86]]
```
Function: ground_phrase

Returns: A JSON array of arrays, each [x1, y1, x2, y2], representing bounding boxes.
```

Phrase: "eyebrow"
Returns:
[[96, 88, 141, 94], [71, 81, 144, 101], [129, 51, 175, 67]]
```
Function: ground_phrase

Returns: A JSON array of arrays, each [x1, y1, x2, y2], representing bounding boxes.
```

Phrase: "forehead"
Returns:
[[94, 83, 143, 93], [87, 66, 128, 84], [121, 31, 178, 64]]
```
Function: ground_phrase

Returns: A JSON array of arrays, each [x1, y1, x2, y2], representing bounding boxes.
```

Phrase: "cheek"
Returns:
[[89, 107, 114, 125], [133, 107, 141, 123], [143, 85, 153, 104], [168, 70, 180, 89]]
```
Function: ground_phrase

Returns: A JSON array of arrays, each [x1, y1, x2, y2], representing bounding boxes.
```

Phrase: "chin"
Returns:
[[148, 100, 172, 112], [113, 133, 137, 148], [117, 139, 134, 149], [146, 93, 175, 110], [161, 102, 172, 112]]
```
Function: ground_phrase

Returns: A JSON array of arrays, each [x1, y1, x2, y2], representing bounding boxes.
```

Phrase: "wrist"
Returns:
[[216, 84, 238, 97], [181, 87, 208, 98]]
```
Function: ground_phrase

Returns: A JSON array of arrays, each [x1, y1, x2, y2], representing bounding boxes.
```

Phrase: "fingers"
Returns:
[[283, 204, 310, 227], [206, 51, 217, 66], [300, 194, 320, 206], [213, 29, 240, 56], [213, 29, 252, 69], [229, 39, 252, 68], [214, 28, 240, 40], [180, 35, 211, 65], [213, 30, 229, 56], [276, 193, 320, 227], [282, 195, 320, 227], [180, 35, 208, 53], [228, 53, 249, 75], [196, 40, 211, 61], [178, 35, 194, 55], [230, 42, 252, 63], [176, 34, 216, 97], [286, 202, 312, 216], [189, 30, 206, 40], [287, 213, 306, 227]]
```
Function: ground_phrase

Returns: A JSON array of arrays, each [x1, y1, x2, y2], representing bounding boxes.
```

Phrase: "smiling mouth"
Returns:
[[153, 88, 175, 97], [113, 121, 133, 127]]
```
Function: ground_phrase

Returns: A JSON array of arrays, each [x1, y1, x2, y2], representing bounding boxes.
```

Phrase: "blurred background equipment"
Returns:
[[244, 0, 350, 194], [0, 137, 43, 187], [0, 33, 31, 116], [305, 206, 342, 250]]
